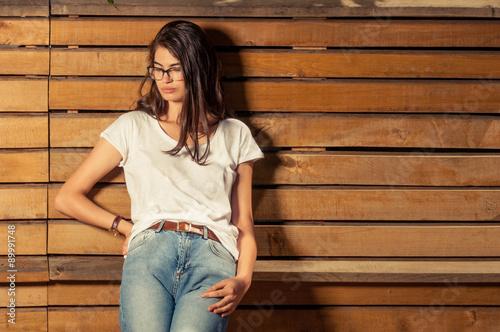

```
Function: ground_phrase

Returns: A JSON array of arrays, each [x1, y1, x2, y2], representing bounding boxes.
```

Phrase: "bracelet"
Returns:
[[109, 215, 124, 237]]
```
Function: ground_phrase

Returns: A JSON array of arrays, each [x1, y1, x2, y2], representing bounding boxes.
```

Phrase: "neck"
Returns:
[[162, 101, 183, 123]]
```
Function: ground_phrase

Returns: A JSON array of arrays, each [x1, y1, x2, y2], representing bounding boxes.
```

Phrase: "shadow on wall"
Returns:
[[204, 26, 330, 332]]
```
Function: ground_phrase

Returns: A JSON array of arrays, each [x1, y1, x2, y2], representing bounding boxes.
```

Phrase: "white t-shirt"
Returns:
[[100, 111, 264, 260]]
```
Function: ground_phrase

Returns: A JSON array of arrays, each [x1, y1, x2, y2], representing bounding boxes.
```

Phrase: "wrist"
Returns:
[[117, 218, 132, 237], [236, 274, 253, 288]]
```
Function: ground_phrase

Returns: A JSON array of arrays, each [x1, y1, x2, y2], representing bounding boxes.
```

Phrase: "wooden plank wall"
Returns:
[[2, 0, 500, 331]]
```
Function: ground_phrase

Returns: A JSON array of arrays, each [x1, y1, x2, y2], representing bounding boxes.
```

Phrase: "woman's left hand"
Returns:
[[201, 276, 250, 317]]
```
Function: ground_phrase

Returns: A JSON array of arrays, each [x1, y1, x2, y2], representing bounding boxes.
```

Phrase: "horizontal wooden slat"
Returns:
[[253, 187, 500, 221], [0, 49, 49, 75], [230, 307, 500, 332], [50, 17, 500, 48], [0, 78, 48, 112], [49, 256, 123, 281], [0, 150, 48, 183], [48, 307, 117, 332], [0, 18, 49, 45], [0, 283, 47, 307], [0, 256, 48, 282], [51, 49, 500, 79], [48, 220, 124, 255], [48, 256, 500, 283], [226, 50, 500, 79], [255, 224, 500, 257], [48, 282, 121, 306], [0, 185, 47, 220], [47, 221, 500, 257], [51, 149, 500, 186], [256, 152, 500, 186], [43, 306, 500, 332], [47, 281, 500, 306], [0, 0, 49, 17], [48, 78, 500, 113], [255, 260, 500, 283], [0, 114, 48, 148], [0, 308, 47, 331], [50, 0, 500, 18], [0, 221, 47, 255], [49, 113, 500, 149], [48, 184, 500, 221]]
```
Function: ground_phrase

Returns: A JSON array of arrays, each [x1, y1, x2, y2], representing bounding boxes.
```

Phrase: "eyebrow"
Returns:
[[153, 61, 180, 68]]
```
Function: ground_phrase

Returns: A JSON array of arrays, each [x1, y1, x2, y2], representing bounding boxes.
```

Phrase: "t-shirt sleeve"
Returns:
[[100, 113, 135, 167], [238, 122, 264, 165]]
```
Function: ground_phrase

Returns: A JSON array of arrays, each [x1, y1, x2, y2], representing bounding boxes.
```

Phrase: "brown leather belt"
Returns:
[[149, 220, 220, 243]]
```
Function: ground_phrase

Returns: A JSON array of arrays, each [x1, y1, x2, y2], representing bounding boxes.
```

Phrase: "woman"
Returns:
[[54, 20, 263, 331]]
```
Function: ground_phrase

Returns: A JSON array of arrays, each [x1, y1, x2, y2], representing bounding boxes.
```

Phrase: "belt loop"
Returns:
[[155, 220, 166, 233], [203, 226, 208, 239]]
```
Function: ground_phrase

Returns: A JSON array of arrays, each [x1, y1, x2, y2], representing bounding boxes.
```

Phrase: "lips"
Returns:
[[161, 88, 175, 93]]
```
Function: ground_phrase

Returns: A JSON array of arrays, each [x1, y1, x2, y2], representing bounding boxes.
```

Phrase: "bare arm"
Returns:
[[54, 138, 133, 252], [202, 160, 257, 317]]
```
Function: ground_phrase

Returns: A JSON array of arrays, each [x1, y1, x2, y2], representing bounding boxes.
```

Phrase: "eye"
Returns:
[[171, 67, 182, 72], [153, 67, 164, 73]]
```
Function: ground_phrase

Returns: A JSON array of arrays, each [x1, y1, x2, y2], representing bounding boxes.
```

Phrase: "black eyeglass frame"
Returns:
[[147, 66, 184, 81]]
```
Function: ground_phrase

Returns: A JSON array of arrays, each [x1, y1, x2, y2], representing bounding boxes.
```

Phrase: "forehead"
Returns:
[[154, 46, 179, 66]]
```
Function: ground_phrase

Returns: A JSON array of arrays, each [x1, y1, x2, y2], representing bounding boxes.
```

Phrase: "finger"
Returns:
[[206, 279, 227, 292], [213, 303, 235, 316], [208, 297, 231, 312], [202, 284, 230, 298], [202, 289, 227, 298]]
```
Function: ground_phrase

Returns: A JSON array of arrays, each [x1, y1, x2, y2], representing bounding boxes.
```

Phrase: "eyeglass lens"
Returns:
[[148, 67, 183, 81]]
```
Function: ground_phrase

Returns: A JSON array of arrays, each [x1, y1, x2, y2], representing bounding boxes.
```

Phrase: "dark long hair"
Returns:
[[135, 20, 234, 164]]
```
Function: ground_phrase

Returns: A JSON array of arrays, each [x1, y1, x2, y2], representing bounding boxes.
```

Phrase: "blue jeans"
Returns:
[[119, 222, 237, 332]]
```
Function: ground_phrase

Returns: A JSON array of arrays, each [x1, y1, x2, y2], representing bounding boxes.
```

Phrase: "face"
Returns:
[[152, 47, 185, 104]]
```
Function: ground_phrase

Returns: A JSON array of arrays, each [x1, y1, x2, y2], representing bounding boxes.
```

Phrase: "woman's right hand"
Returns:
[[120, 221, 133, 255], [123, 235, 131, 255]]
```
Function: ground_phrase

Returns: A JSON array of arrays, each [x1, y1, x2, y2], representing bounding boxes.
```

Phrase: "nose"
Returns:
[[161, 73, 173, 83]]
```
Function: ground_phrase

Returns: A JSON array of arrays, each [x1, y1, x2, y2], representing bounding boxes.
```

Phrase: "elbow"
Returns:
[[53, 189, 69, 214]]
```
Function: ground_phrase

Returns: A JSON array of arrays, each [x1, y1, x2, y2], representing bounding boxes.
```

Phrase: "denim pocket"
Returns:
[[208, 240, 236, 266], [127, 229, 155, 254]]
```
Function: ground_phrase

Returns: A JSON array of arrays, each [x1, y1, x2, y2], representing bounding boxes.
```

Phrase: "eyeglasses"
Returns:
[[147, 66, 184, 81]]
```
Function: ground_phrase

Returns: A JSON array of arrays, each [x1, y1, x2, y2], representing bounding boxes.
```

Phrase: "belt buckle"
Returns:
[[177, 222, 192, 233]]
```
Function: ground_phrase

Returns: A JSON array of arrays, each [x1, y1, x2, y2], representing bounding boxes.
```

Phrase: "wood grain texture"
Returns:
[[48, 307, 117, 332], [0, 48, 49, 75], [254, 260, 500, 283], [0, 0, 49, 17], [49, 113, 500, 149], [0, 284, 46, 307], [41, 306, 500, 332], [47, 281, 500, 306], [48, 184, 500, 221], [0, 150, 48, 183], [48, 78, 500, 113], [51, 48, 500, 79], [50, 0, 500, 18], [229, 307, 500, 332], [50, 17, 500, 47], [47, 220, 125, 255], [0, 185, 47, 220], [0, 18, 49, 45], [47, 221, 500, 257], [0, 308, 47, 331], [0, 256, 48, 282], [0, 221, 47, 255], [50, 149, 500, 186], [48, 255, 500, 283], [0, 114, 48, 148], [0, 78, 48, 112]]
